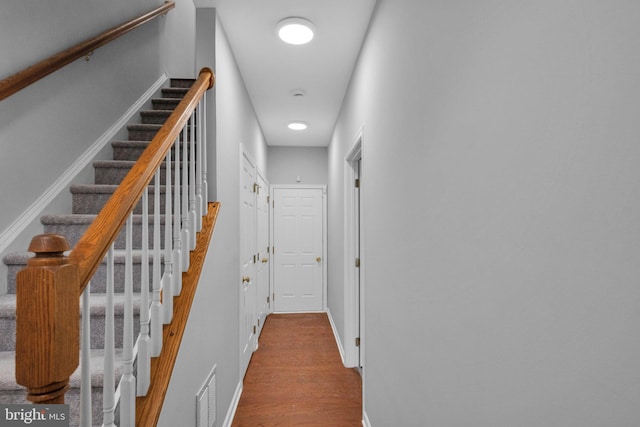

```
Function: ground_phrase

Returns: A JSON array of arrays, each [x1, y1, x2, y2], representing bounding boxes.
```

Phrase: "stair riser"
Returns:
[[141, 112, 172, 124], [171, 78, 195, 88], [43, 220, 167, 250], [72, 191, 175, 215], [7, 258, 161, 294], [128, 128, 158, 142], [161, 88, 189, 99], [95, 163, 195, 186], [88, 313, 141, 350], [0, 312, 140, 352], [112, 144, 192, 161], [151, 99, 179, 110], [94, 165, 171, 186], [127, 128, 194, 142]]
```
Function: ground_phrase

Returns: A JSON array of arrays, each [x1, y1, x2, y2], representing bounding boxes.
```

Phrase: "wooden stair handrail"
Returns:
[[70, 67, 215, 293], [0, 1, 175, 101]]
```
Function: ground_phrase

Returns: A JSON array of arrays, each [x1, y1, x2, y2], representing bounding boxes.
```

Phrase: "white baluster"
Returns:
[[189, 111, 198, 244], [164, 148, 175, 324], [202, 96, 208, 215], [173, 134, 184, 298], [137, 191, 150, 396], [181, 123, 191, 270], [151, 167, 164, 352], [162, 154, 173, 323], [120, 215, 136, 427], [195, 100, 204, 231], [103, 245, 116, 427], [80, 281, 92, 427]]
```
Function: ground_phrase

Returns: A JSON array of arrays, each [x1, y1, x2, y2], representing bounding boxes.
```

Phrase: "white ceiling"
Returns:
[[204, 0, 376, 146]]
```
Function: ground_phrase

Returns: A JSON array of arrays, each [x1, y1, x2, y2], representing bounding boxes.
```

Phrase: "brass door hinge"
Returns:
[[355, 258, 360, 268], [253, 183, 258, 193], [355, 337, 361, 347], [267, 296, 270, 304], [355, 178, 360, 188], [253, 325, 256, 334]]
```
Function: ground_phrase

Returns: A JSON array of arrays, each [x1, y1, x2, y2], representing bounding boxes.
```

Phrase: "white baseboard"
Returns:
[[326, 308, 347, 366], [221, 380, 243, 427], [362, 410, 371, 427], [0, 73, 169, 255]]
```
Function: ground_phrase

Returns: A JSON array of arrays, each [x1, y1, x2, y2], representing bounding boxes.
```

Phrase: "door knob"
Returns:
[[261, 258, 268, 263], [316, 257, 322, 262], [242, 276, 250, 283]]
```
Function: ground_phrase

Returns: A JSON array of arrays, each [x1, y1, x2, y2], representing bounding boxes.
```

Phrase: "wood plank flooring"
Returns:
[[232, 313, 362, 426]]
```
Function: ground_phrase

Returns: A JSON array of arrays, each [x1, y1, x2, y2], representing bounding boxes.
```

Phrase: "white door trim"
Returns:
[[256, 168, 270, 337], [344, 127, 365, 369], [270, 184, 328, 312]]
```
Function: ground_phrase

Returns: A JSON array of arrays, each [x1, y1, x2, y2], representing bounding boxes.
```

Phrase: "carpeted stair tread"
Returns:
[[151, 98, 180, 110]]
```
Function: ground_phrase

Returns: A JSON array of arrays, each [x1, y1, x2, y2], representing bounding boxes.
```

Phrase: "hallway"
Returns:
[[232, 313, 362, 426]]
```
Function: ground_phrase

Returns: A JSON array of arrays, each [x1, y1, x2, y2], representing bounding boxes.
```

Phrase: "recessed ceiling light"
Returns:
[[288, 122, 308, 130], [277, 17, 315, 45]]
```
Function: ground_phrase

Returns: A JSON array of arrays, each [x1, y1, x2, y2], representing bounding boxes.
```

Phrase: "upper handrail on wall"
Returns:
[[0, 1, 175, 101]]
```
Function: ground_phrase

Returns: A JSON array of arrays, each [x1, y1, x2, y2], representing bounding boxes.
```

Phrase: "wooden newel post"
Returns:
[[15, 234, 80, 404]]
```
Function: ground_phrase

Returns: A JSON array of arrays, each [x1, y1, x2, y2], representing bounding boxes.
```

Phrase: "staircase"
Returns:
[[0, 78, 195, 426]]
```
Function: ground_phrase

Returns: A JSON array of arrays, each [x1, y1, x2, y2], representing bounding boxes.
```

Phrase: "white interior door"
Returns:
[[239, 149, 257, 378], [273, 187, 324, 312], [256, 172, 270, 336]]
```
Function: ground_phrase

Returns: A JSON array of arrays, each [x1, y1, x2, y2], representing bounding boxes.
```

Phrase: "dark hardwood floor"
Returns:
[[232, 313, 362, 426]]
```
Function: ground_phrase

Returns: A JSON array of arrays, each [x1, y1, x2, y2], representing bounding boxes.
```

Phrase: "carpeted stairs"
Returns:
[[0, 78, 195, 426]]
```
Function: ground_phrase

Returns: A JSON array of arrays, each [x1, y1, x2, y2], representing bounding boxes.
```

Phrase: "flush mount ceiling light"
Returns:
[[288, 121, 308, 130], [277, 17, 315, 45]]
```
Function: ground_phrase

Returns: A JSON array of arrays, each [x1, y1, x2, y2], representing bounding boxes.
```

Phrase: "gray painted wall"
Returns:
[[268, 146, 327, 185], [0, 0, 165, 240], [329, 0, 640, 425], [159, 10, 268, 427], [0, 0, 199, 289]]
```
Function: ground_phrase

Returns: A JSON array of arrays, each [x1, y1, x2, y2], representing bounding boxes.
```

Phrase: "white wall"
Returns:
[[268, 146, 327, 185], [158, 10, 268, 426], [329, 0, 640, 425]]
